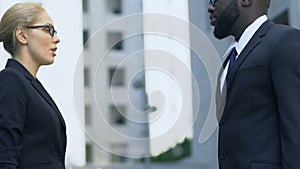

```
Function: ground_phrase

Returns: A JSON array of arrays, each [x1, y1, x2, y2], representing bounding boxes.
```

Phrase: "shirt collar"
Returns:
[[225, 15, 268, 57]]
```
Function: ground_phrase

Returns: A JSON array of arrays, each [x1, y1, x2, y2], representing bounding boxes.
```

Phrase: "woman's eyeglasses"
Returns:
[[26, 24, 57, 37]]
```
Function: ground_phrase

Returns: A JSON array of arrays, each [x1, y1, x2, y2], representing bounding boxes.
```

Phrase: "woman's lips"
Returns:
[[51, 48, 57, 56]]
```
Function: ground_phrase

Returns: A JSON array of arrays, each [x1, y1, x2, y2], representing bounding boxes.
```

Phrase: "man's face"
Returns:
[[208, 0, 240, 39]]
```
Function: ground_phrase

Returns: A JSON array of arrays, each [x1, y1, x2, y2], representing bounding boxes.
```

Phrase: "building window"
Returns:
[[107, 0, 122, 14], [110, 104, 126, 125], [111, 143, 128, 162], [107, 32, 123, 50], [84, 67, 91, 87], [109, 67, 125, 86], [86, 143, 93, 163], [85, 105, 92, 126], [82, 0, 88, 12], [111, 154, 128, 163], [83, 29, 89, 48]]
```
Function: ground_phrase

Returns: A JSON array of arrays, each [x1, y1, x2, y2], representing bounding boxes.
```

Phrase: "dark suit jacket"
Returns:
[[217, 20, 300, 169], [0, 59, 66, 169]]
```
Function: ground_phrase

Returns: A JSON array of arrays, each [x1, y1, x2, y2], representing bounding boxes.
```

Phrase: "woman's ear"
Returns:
[[15, 27, 28, 45], [241, 0, 252, 7]]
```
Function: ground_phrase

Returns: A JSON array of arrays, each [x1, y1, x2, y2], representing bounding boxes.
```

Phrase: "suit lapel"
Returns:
[[225, 38, 261, 89], [225, 20, 273, 92], [31, 80, 66, 129], [216, 67, 225, 121]]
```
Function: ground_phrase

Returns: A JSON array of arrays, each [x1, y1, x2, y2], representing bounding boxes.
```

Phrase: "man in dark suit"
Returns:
[[208, 0, 300, 169]]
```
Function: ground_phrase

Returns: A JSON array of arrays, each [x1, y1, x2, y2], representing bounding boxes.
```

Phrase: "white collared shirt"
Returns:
[[220, 15, 268, 92]]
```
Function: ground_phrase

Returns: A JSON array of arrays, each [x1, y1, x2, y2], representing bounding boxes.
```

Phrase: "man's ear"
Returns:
[[15, 27, 28, 45], [241, 0, 252, 7]]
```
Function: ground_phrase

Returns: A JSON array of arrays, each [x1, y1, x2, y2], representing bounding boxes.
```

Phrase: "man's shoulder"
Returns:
[[270, 23, 300, 35], [261, 23, 300, 44]]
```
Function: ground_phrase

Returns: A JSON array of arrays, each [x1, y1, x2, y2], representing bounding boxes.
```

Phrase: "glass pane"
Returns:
[[107, 32, 123, 50], [110, 104, 126, 125], [107, 0, 122, 14], [109, 67, 125, 86]]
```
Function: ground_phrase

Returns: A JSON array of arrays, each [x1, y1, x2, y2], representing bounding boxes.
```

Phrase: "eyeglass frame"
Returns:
[[209, 0, 218, 6], [26, 24, 57, 37]]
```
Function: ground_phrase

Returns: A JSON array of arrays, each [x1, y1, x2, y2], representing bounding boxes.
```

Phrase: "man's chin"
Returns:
[[213, 30, 229, 39]]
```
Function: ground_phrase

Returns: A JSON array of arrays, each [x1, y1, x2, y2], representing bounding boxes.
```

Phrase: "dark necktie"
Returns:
[[226, 47, 237, 79], [216, 47, 238, 121]]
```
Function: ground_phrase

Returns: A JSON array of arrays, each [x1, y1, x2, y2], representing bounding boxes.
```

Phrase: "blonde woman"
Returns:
[[0, 3, 66, 169]]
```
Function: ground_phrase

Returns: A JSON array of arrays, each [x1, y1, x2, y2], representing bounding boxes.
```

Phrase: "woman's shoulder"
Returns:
[[0, 66, 26, 81], [0, 66, 29, 91]]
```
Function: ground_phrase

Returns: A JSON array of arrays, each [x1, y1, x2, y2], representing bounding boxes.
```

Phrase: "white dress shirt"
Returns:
[[220, 15, 268, 92]]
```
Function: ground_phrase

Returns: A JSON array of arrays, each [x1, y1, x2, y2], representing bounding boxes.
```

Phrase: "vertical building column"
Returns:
[[142, 0, 194, 156]]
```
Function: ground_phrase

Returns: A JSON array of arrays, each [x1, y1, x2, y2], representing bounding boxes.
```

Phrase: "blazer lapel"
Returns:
[[216, 67, 225, 121], [31, 80, 66, 129], [216, 44, 239, 121], [225, 20, 273, 91]]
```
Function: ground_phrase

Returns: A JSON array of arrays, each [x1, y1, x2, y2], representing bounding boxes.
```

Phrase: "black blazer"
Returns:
[[217, 20, 300, 169], [0, 59, 66, 169]]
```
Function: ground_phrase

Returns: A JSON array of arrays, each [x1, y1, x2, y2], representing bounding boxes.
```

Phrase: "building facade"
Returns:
[[82, 0, 148, 166]]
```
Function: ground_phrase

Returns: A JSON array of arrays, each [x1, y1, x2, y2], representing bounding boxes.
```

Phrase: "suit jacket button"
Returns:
[[219, 119, 225, 126], [220, 152, 226, 159]]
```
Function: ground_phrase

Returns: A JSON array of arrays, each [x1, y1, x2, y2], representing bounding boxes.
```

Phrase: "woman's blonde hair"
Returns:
[[0, 3, 45, 56]]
